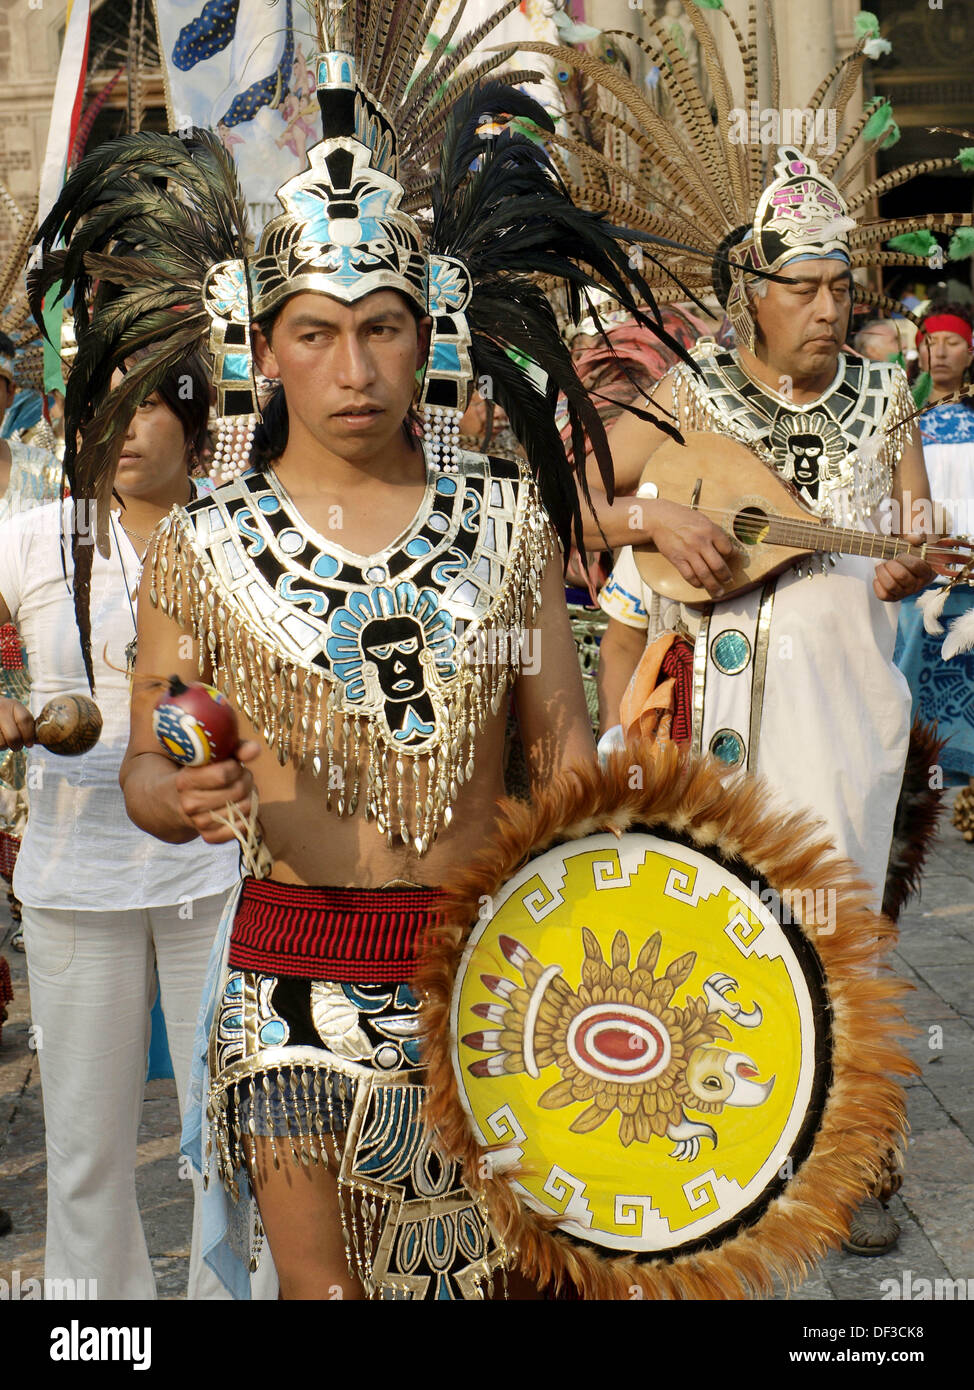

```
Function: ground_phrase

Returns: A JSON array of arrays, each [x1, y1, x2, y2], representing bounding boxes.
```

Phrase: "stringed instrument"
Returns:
[[632, 432, 970, 605]]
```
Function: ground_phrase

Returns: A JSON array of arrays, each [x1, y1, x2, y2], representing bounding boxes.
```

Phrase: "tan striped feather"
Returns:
[[549, 137, 720, 247], [515, 42, 727, 228], [680, 2, 749, 217], [596, 114, 730, 235], [848, 159, 959, 212], [851, 287, 921, 325], [763, 0, 780, 112], [401, 0, 478, 120], [848, 212, 974, 246], [821, 99, 881, 181], [803, 44, 864, 124], [402, 0, 520, 121], [850, 251, 933, 268], [604, 26, 729, 210], [827, 49, 868, 142], [381, 0, 441, 107]]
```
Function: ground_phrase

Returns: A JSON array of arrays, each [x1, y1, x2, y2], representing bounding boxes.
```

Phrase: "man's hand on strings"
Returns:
[[638, 499, 736, 599]]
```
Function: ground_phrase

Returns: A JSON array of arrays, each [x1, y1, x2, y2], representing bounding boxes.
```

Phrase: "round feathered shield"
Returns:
[[416, 744, 914, 1299]]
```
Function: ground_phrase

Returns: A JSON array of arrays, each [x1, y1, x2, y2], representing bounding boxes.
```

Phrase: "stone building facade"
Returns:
[[0, 1, 970, 291]]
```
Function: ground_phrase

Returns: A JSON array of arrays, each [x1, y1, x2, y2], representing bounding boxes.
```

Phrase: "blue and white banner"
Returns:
[[153, 0, 321, 225], [153, 1, 562, 228]]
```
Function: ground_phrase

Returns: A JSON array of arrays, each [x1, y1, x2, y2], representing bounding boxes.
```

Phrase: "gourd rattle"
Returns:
[[34, 695, 103, 755], [151, 676, 271, 878]]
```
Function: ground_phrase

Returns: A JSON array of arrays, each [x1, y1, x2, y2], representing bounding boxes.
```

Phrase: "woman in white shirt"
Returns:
[[0, 355, 240, 1299]]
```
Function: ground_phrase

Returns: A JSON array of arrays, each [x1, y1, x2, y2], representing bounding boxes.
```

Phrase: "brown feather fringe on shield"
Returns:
[[415, 742, 916, 1300], [882, 717, 946, 923]]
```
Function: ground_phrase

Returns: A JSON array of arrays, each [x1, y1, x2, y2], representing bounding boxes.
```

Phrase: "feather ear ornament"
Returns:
[[916, 585, 949, 636], [942, 607, 974, 660]]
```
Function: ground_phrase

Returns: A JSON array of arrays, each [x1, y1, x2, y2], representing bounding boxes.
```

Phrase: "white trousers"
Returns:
[[22, 890, 235, 1300]]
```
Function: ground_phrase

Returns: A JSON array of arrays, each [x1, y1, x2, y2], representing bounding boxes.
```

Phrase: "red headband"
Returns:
[[916, 314, 973, 346]]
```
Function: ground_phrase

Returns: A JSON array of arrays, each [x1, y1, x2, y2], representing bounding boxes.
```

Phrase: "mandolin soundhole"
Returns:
[[733, 506, 770, 547]]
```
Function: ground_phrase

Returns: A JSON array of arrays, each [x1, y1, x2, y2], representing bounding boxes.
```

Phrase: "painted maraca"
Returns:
[[35, 695, 103, 756], [152, 676, 239, 766], [152, 676, 272, 879]]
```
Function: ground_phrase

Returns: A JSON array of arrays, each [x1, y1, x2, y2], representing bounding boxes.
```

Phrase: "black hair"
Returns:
[[122, 349, 211, 466], [249, 295, 427, 472], [0, 330, 15, 359], [920, 299, 974, 333], [154, 352, 211, 462]]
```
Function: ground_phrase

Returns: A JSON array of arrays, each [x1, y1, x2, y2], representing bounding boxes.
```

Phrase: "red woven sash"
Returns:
[[227, 878, 445, 982]]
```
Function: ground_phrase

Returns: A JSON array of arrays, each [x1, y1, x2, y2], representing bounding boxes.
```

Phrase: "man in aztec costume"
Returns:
[[528, 5, 974, 1254], [32, 0, 710, 1299]]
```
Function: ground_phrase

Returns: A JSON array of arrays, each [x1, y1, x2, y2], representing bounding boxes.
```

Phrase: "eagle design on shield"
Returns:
[[463, 927, 774, 1160]]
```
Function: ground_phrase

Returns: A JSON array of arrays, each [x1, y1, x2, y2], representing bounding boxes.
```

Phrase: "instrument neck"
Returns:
[[763, 515, 920, 561]]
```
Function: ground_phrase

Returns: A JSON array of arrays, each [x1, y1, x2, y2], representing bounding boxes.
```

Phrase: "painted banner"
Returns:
[[37, 0, 91, 390], [153, 1, 563, 228], [152, 0, 320, 225]]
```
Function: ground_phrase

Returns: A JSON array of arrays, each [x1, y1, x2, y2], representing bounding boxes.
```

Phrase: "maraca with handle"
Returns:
[[152, 676, 272, 878], [34, 694, 103, 755], [152, 676, 239, 767]]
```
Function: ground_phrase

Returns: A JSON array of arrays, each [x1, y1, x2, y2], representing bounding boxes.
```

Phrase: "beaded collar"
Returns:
[[148, 448, 551, 852], [674, 341, 914, 524]]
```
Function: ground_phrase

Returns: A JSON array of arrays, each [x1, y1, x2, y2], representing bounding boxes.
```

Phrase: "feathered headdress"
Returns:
[[0, 185, 44, 394], [515, 2, 974, 350], [29, 0, 701, 688]]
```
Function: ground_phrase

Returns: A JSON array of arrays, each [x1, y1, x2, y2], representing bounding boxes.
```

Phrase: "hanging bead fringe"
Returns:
[[422, 404, 462, 472], [209, 414, 256, 483], [149, 477, 553, 849]]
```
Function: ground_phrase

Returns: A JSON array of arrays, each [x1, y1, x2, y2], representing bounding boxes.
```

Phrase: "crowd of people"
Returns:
[[2, 1, 973, 1301]]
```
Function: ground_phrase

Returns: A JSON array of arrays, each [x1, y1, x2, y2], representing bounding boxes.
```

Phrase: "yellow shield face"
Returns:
[[451, 832, 828, 1255]]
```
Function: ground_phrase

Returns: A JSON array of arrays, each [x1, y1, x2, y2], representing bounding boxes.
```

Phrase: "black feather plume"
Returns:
[[428, 84, 700, 557], [27, 129, 250, 688]]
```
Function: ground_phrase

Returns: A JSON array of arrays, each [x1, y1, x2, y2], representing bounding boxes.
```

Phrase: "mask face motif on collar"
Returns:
[[726, 147, 856, 353]]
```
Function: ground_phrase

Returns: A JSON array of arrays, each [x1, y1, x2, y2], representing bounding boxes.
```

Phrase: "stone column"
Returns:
[[773, 0, 837, 110]]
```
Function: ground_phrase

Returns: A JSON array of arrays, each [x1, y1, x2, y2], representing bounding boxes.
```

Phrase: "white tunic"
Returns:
[[0, 500, 240, 910], [601, 348, 915, 901]]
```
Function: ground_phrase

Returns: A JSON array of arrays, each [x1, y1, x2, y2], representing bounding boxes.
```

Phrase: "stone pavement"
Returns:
[[1, 794, 972, 1302]]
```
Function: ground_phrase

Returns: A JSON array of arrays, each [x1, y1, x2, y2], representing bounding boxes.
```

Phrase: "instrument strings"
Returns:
[[691, 505, 968, 563]]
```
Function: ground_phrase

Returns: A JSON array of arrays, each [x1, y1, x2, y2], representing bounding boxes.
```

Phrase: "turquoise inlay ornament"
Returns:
[[710, 729, 745, 766], [259, 1020, 287, 1045], [432, 342, 462, 373], [224, 352, 250, 382], [711, 629, 752, 675], [313, 552, 340, 578], [202, 258, 259, 418], [251, 141, 428, 318]]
